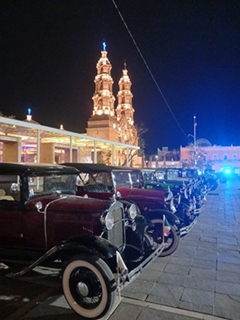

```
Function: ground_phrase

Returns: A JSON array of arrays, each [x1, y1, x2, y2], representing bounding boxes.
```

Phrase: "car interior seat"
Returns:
[[0, 189, 6, 197], [0, 188, 14, 201]]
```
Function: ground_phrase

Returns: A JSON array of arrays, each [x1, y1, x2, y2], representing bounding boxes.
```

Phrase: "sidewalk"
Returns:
[[109, 178, 240, 320]]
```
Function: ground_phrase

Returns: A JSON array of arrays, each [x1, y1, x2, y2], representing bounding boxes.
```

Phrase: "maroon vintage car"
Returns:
[[63, 163, 180, 257]]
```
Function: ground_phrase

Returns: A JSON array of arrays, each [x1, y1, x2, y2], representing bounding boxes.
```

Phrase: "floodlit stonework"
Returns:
[[86, 47, 140, 166]]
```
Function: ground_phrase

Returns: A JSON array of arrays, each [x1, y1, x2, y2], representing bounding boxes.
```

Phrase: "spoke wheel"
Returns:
[[62, 254, 116, 319]]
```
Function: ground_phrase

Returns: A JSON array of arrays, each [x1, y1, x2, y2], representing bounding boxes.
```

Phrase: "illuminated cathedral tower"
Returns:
[[116, 63, 138, 145], [86, 43, 118, 141]]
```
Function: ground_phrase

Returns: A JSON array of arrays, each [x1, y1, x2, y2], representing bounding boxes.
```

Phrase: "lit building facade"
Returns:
[[180, 144, 240, 172], [86, 45, 140, 166], [116, 64, 137, 146], [146, 147, 181, 168], [0, 114, 139, 165], [87, 48, 118, 142]]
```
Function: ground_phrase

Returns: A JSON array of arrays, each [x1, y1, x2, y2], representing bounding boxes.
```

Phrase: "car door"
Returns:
[[0, 176, 23, 248], [21, 176, 48, 251]]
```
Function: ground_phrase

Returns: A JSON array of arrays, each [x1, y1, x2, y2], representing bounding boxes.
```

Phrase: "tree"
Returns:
[[182, 144, 214, 171], [97, 150, 112, 166], [118, 122, 148, 166], [0, 112, 15, 118], [0, 112, 16, 135]]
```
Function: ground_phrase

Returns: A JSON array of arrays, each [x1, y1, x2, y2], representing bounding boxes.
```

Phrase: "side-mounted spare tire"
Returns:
[[62, 254, 117, 319]]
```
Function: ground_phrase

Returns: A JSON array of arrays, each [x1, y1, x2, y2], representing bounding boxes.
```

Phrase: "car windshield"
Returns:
[[27, 174, 77, 199], [113, 171, 132, 187], [142, 170, 156, 182], [155, 170, 165, 181], [166, 169, 181, 180], [76, 171, 114, 192]]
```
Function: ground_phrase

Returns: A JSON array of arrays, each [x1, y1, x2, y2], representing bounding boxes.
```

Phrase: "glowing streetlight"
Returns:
[[188, 116, 197, 167], [193, 116, 197, 166], [155, 155, 158, 168]]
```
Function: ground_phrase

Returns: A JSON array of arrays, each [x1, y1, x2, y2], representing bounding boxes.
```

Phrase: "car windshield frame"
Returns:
[[27, 173, 77, 200]]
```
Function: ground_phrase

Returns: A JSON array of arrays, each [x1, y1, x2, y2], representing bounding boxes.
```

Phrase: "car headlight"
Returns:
[[164, 191, 173, 202], [116, 191, 121, 198], [167, 198, 176, 213], [164, 195, 176, 213], [128, 203, 137, 219], [35, 201, 43, 210], [176, 194, 181, 205], [104, 211, 114, 230], [171, 200, 177, 214]]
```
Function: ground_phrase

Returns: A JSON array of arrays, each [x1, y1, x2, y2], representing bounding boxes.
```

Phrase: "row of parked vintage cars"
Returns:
[[0, 162, 218, 319]]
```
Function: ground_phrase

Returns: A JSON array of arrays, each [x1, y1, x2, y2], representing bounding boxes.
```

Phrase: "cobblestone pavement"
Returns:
[[1, 179, 239, 320], [108, 178, 240, 320]]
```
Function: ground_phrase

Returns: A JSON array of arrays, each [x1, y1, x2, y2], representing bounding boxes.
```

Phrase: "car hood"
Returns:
[[117, 185, 166, 198], [25, 194, 110, 213]]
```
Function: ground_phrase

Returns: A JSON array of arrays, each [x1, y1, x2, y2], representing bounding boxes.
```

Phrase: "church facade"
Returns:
[[86, 45, 140, 166]]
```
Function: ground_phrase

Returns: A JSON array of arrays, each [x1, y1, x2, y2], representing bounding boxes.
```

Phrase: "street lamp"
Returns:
[[188, 116, 197, 168], [193, 116, 197, 167], [155, 155, 158, 168]]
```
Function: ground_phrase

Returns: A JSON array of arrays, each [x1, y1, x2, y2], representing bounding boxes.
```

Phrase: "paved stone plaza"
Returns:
[[0, 178, 239, 320], [109, 178, 240, 320]]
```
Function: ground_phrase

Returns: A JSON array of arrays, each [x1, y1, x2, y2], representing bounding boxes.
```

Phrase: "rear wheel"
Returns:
[[62, 254, 117, 319], [145, 219, 180, 257]]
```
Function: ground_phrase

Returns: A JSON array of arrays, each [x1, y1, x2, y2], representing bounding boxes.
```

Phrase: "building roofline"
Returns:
[[0, 116, 139, 150]]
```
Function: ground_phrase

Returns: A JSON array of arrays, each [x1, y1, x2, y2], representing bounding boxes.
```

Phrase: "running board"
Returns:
[[119, 242, 169, 291], [194, 205, 205, 215], [180, 218, 198, 237]]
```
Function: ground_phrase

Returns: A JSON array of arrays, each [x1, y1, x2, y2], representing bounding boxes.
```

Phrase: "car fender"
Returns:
[[164, 210, 180, 226], [59, 235, 118, 260], [6, 235, 118, 278], [147, 209, 180, 226]]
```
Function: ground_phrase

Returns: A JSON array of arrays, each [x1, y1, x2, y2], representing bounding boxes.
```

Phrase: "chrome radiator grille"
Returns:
[[107, 201, 125, 251]]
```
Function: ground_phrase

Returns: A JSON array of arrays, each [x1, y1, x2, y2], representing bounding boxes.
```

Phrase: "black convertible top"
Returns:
[[63, 162, 117, 173], [0, 162, 79, 176]]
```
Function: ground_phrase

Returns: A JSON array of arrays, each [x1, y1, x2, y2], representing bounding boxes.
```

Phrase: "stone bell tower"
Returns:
[[86, 43, 118, 141], [116, 63, 138, 145]]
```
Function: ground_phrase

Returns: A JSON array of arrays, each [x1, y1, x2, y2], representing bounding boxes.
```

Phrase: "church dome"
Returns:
[[196, 138, 212, 147]]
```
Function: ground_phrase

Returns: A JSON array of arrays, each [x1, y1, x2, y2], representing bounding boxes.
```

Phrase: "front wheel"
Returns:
[[145, 219, 180, 257], [62, 254, 117, 319]]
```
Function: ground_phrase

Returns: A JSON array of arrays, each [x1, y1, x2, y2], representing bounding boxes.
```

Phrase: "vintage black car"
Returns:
[[0, 162, 167, 319]]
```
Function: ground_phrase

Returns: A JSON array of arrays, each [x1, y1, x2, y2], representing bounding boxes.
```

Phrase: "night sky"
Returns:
[[1, 0, 240, 154]]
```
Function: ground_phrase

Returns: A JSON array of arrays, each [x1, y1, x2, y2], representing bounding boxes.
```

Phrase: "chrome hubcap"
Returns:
[[77, 282, 89, 297]]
